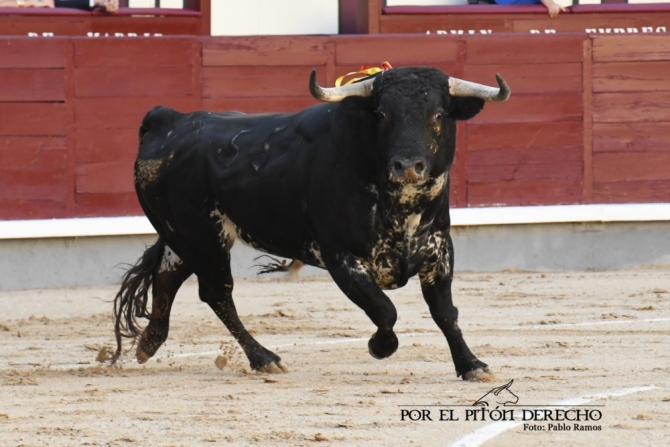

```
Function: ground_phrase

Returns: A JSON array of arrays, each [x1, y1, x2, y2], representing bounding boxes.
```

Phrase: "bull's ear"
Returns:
[[449, 96, 485, 121]]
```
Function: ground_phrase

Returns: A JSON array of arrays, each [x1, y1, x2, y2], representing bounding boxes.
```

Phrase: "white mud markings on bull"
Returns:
[[448, 385, 658, 447]]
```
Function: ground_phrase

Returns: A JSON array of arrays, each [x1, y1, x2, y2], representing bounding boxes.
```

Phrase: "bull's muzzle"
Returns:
[[390, 157, 426, 184]]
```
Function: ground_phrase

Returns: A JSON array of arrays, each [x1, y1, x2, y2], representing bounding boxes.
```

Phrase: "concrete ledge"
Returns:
[[1, 219, 669, 291]]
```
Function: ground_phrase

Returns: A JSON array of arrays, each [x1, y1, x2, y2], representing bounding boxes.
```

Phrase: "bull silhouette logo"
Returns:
[[473, 380, 519, 406]]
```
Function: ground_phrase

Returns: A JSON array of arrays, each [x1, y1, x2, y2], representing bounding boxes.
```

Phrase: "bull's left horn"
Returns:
[[448, 73, 511, 102], [309, 69, 375, 102]]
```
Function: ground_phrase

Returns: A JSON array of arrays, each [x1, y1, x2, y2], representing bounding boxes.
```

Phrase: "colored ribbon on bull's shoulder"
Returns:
[[335, 61, 393, 87]]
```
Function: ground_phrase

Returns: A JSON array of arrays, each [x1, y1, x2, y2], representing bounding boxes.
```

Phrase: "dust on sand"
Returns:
[[1, 267, 669, 446]]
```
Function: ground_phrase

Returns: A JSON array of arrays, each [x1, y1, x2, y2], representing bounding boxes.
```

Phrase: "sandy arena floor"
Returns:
[[1, 267, 669, 446]]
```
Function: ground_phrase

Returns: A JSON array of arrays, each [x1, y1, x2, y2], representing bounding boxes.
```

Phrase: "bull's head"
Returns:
[[309, 67, 509, 189]]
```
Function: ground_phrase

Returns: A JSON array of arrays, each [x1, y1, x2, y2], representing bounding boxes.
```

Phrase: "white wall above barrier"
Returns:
[[1, 203, 669, 240]]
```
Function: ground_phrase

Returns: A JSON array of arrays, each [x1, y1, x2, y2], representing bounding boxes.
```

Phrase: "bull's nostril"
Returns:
[[414, 162, 425, 174], [393, 161, 404, 174]]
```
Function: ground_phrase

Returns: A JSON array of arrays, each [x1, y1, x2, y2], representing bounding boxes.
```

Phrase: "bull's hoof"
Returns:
[[136, 331, 166, 364], [136, 345, 152, 364], [256, 361, 289, 374], [463, 367, 495, 382], [368, 329, 398, 359]]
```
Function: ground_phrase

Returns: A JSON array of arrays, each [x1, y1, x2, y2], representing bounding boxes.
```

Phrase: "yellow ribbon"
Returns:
[[335, 61, 393, 87]]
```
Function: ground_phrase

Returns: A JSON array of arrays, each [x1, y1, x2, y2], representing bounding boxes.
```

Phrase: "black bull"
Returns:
[[112, 67, 510, 381]]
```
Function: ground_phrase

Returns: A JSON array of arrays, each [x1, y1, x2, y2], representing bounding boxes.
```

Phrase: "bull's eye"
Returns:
[[375, 109, 386, 120], [433, 111, 443, 122]]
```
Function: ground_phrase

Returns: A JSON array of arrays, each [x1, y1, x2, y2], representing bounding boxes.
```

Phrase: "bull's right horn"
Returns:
[[309, 69, 375, 102], [448, 73, 511, 102]]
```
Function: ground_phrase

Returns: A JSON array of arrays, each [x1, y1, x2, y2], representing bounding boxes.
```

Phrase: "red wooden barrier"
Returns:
[[0, 34, 668, 220]]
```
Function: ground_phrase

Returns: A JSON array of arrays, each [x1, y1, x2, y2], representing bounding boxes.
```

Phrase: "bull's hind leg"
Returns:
[[137, 246, 193, 364], [419, 233, 492, 381], [198, 255, 287, 374], [162, 204, 286, 373]]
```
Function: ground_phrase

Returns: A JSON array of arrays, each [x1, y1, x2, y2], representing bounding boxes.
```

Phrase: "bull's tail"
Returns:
[[110, 238, 165, 364]]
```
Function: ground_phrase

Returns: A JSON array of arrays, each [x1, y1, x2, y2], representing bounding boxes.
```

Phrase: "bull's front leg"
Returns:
[[325, 253, 399, 359], [420, 232, 492, 381]]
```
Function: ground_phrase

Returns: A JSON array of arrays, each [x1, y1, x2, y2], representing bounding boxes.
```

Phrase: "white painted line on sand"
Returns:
[[9, 314, 670, 371], [447, 385, 658, 447], [502, 317, 670, 331], [9, 315, 670, 371], [12, 333, 427, 371]]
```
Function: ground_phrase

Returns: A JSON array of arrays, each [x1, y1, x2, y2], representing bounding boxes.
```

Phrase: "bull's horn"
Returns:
[[448, 73, 511, 102], [309, 69, 375, 102]]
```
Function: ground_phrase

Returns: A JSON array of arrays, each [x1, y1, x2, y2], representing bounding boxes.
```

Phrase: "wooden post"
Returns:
[[357, 0, 381, 34], [65, 38, 76, 215], [582, 37, 593, 204], [185, 0, 210, 35]]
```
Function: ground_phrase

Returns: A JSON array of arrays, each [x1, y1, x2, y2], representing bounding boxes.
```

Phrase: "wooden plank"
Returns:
[[467, 179, 583, 207], [202, 66, 327, 98], [464, 63, 582, 94], [0, 68, 65, 102], [471, 93, 583, 124], [89, 17, 201, 36], [466, 146, 583, 182], [0, 103, 66, 136], [379, 11, 670, 36], [454, 42, 467, 209], [454, 122, 466, 208], [593, 122, 670, 153], [0, 200, 68, 220], [593, 35, 670, 63], [75, 129, 138, 164], [334, 35, 458, 65], [0, 169, 67, 201], [74, 66, 194, 97], [202, 36, 329, 67], [448, 161, 460, 209], [74, 37, 196, 67], [593, 92, 670, 123], [465, 34, 585, 65], [511, 15, 670, 35], [380, 14, 511, 34], [190, 38, 203, 112], [75, 193, 142, 217], [593, 152, 670, 182], [510, 16, 585, 33], [0, 137, 67, 169], [202, 97, 319, 114], [0, 38, 67, 68], [65, 39, 76, 216], [583, 38, 593, 204], [593, 61, 670, 93], [74, 97, 198, 130], [594, 180, 670, 204], [466, 122, 582, 152], [75, 161, 135, 194], [0, 18, 89, 38]]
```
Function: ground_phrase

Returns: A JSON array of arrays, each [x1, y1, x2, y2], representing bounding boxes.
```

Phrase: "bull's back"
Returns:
[[134, 105, 330, 261]]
